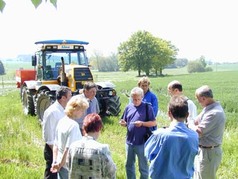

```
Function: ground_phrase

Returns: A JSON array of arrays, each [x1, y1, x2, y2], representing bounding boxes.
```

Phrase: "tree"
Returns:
[[187, 56, 213, 73], [118, 30, 160, 76], [0, 0, 57, 12], [0, 60, 5, 75], [89, 52, 119, 72], [152, 38, 177, 76], [118, 30, 177, 76]]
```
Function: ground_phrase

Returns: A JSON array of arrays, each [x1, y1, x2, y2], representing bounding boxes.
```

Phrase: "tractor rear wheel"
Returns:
[[22, 86, 35, 115], [106, 96, 121, 116], [35, 90, 54, 122]]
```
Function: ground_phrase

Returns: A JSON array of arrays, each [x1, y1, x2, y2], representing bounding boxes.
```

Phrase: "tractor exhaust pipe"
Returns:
[[60, 57, 67, 86]]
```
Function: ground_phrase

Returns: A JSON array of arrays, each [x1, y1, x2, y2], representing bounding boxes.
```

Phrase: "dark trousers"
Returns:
[[44, 143, 57, 179]]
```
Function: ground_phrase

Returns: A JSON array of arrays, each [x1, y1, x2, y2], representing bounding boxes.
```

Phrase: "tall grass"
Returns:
[[0, 63, 238, 178]]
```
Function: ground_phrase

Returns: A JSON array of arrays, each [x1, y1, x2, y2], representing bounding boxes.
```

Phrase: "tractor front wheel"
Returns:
[[106, 96, 121, 116], [35, 90, 54, 122]]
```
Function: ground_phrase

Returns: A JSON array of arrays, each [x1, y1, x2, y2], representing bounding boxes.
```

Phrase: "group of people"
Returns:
[[42, 77, 226, 179], [42, 82, 116, 179], [120, 77, 226, 179]]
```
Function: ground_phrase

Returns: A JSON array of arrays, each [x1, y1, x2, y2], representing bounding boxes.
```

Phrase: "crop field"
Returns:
[[0, 62, 238, 178]]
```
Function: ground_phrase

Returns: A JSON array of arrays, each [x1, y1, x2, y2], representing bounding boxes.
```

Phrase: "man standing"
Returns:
[[190, 85, 226, 179], [42, 86, 72, 179], [144, 96, 198, 179], [119, 87, 157, 179], [167, 80, 197, 126], [76, 82, 100, 131]]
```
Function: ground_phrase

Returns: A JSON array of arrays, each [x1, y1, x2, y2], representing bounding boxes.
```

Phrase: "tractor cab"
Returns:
[[32, 40, 89, 81]]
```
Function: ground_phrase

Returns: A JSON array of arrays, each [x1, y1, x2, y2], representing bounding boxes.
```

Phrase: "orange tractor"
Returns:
[[16, 40, 121, 121]]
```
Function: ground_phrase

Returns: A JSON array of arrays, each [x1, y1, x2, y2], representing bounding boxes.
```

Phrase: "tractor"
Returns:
[[16, 40, 121, 121]]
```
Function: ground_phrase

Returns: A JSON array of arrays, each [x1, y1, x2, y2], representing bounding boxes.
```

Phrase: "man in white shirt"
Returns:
[[167, 80, 197, 126], [42, 86, 72, 179]]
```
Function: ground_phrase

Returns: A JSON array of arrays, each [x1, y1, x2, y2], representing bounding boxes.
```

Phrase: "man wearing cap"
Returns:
[[190, 85, 226, 179]]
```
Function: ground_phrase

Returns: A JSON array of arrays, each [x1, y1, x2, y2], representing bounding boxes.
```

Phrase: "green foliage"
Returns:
[[118, 30, 158, 76], [118, 30, 177, 76], [90, 52, 119, 72], [0, 0, 57, 11], [0, 0, 6, 12], [0, 60, 5, 75]]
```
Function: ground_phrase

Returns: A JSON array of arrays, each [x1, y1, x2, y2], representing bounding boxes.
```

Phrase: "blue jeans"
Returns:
[[58, 166, 68, 179], [125, 143, 149, 179]]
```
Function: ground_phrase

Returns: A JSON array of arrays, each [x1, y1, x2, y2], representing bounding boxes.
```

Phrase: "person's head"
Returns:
[[167, 80, 183, 96], [82, 113, 103, 139], [168, 95, 189, 122], [130, 87, 144, 107], [64, 96, 89, 119], [56, 86, 72, 108], [138, 76, 150, 94], [195, 85, 214, 107], [83, 81, 97, 100]]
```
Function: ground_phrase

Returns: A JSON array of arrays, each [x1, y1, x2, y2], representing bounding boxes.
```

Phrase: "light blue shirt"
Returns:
[[144, 122, 199, 179], [76, 93, 100, 128]]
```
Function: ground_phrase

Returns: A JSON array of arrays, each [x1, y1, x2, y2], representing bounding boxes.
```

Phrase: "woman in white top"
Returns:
[[51, 95, 89, 179]]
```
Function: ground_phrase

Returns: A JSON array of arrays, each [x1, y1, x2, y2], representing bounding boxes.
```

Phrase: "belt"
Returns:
[[199, 145, 220, 149]]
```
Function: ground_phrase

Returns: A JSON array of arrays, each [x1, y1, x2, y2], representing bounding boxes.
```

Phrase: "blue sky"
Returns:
[[0, 0, 238, 62]]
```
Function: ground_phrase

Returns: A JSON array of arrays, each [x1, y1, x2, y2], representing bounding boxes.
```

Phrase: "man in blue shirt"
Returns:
[[119, 87, 157, 179], [144, 95, 199, 179], [76, 82, 100, 132]]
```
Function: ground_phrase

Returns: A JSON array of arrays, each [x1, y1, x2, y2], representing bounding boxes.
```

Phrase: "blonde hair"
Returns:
[[64, 96, 89, 118], [137, 76, 150, 86]]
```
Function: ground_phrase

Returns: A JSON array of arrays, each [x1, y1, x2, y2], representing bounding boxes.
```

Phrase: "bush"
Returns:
[[187, 61, 205, 73]]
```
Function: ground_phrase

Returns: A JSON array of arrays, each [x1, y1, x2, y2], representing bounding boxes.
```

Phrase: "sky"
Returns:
[[0, 0, 238, 62]]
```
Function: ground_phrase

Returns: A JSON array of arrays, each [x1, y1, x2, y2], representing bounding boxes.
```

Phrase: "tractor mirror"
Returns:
[[32, 55, 37, 66]]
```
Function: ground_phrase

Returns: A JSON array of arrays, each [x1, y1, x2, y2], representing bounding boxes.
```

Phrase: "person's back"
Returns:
[[145, 95, 199, 179], [147, 126, 198, 178], [68, 136, 116, 179]]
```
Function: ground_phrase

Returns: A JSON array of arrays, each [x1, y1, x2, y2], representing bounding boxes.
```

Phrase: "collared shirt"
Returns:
[[76, 93, 100, 128], [122, 102, 156, 145], [42, 100, 65, 145], [54, 115, 82, 169], [187, 98, 197, 124], [144, 122, 199, 179], [198, 102, 226, 146], [68, 136, 116, 179], [143, 90, 159, 116]]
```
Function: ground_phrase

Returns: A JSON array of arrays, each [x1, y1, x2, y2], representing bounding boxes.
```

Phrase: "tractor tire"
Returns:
[[106, 96, 121, 116], [35, 91, 54, 122], [21, 86, 35, 115]]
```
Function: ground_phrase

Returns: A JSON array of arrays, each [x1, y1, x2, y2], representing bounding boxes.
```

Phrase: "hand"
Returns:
[[50, 162, 60, 173], [119, 119, 127, 127], [132, 121, 143, 127]]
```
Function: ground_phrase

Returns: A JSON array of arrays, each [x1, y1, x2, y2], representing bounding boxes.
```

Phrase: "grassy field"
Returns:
[[0, 62, 238, 178]]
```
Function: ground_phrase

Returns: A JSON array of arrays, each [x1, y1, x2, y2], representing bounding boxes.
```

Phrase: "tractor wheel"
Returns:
[[21, 86, 35, 115], [106, 96, 121, 116], [35, 90, 54, 122]]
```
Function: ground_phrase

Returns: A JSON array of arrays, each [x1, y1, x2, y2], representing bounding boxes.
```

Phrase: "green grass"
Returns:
[[0, 62, 238, 178]]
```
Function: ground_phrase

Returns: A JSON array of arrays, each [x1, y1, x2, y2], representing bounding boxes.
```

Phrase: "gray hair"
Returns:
[[130, 87, 144, 98], [195, 85, 213, 98]]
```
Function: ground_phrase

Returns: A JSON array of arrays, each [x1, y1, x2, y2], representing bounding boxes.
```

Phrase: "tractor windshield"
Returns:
[[41, 51, 88, 80]]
